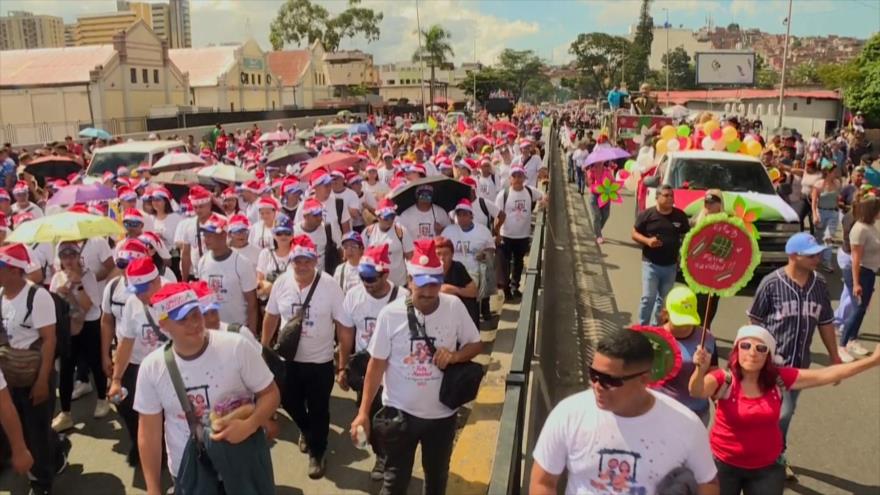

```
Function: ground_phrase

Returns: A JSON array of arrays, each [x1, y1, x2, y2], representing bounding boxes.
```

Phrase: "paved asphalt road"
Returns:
[[568, 179, 880, 495]]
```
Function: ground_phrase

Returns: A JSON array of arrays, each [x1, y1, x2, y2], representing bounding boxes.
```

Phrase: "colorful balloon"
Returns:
[[711, 129, 723, 141], [679, 137, 690, 150], [667, 138, 680, 152], [726, 138, 742, 153], [703, 119, 720, 135], [624, 159, 637, 172], [702, 136, 715, 150], [746, 140, 763, 156], [713, 138, 727, 151], [656, 139, 668, 155], [722, 126, 738, 143], [660, 125, 676, 141], [677, 125, 691, 138], [768, 168, 782, 182]]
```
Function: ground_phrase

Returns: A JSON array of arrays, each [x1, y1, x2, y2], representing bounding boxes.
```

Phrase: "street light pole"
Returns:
[[664, 8, 670, 105], [776, 0, 793, 131], [415, 0, 427, 119]]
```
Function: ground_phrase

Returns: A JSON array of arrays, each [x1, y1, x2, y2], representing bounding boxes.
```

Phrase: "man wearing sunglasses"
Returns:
[[747, 232, 840, 480], [531, 329, 718, 495]]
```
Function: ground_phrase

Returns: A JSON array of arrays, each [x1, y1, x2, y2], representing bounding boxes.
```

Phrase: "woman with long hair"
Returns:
[[690, 325, 880, 495], [838, 195, 880, 362], [255, 214, 293, 301], [50, 241, 107, 432], [585, 160, 614, 244], [148, 186, 182, 279], [810, 160, 843, 272]]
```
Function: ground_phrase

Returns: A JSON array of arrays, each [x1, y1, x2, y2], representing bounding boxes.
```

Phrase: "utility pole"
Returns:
[[664, 8, 670, 105], [473, 37, 477, 112], [776, 0, 793, 131], [415, 0, 427, 119]]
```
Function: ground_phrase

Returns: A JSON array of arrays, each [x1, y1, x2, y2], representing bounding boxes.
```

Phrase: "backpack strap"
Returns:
[[478, 198, 492, 229], [394, 224, 404, 243], [388, 285, 399, 302], [405, 297, 436, 355], [227, 323, 242, 334], [22, 284, 38, 326], [163, 342, 205, 446], [335, 198, 345, 231]]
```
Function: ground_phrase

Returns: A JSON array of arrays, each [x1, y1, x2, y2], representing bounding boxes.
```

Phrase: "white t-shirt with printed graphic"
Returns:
[[248, 220, 275, 251], [133, 331, 274, 477], [1, 283, 56, 350], [363, 223, 414, 287], [496, 186, 543, 239], [174, 217, 208, 277], [265, 270, 345, 364], [216, 321, 261, 353], [197, 250, 257, 326], [441, 223, 494, 274], [532, 390, 717, 495], [398, 204, 451, 241], [101, 275, 132, 322], [256, 249, 290, 278], [234, 244, 262, 268], [477, 174, 500, 202], [333, 261, 362, 295], [339, 283, 408, 353], [293, 222, 342, 273], [368, 294, 480, 419], [118, 296, 167, 365]]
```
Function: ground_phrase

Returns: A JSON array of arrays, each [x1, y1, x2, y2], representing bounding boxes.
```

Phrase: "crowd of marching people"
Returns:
[[0, 106, 550, 494], [536, 102, 880, 495]]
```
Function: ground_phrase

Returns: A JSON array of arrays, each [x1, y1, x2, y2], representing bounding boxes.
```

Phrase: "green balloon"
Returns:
[[677, 124, 691, 137], [624, 159, 636, 172], [726, 139, 742, 152]]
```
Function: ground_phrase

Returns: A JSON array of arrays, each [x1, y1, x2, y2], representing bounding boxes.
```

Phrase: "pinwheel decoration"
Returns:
[[732, 196, 761, 238], [591, 176, 624, 207]]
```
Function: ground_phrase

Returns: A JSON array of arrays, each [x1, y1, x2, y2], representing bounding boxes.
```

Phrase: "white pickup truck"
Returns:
[[638, 150, 801, 266]]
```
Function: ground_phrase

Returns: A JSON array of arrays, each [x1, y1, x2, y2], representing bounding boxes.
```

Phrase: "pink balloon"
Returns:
[[713, 138, 726, 151], [711, 129, 723, 141]]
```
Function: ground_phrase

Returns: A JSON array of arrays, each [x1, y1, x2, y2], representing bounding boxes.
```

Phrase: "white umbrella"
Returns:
[[197, 164, 256, 184], [152, 152, 206, 172], [258, 131, 289, 143], [662, 105, 691, 119]]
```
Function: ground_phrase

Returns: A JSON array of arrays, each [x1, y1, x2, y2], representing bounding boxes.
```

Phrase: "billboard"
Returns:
[[695, 51, 756, 86]]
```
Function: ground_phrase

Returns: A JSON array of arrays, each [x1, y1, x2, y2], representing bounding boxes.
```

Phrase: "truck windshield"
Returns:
[[88, 152, 149, 176], [667, 158, 776, 194]]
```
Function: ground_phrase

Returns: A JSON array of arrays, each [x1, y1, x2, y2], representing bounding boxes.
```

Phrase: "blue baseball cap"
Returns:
[[412, 273, 444, 287], [357, 264, 381, 279], [126, 281, 153, 294], [785, 232, 827, 256], [166, 301, 202, 321]]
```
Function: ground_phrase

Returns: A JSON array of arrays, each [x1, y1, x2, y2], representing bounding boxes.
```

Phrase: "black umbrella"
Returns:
[[389, 176, 472, 212], [265, 143, 314, 170], [23, 155, 83, 186]]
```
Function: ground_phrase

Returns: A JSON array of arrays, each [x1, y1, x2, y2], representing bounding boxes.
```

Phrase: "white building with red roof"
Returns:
[[266, 40, 333, 109]]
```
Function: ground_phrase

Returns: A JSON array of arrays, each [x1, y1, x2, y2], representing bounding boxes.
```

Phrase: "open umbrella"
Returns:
[[78, 127, 112, 140], [7, 212, 123, 243], [265, 143, 313, 169], [315, 124, 351, 138], [152, 170, 212, 186], [24, 156, 83, 186], [583, 147, 631, 167], [492, 121, 518, 134], [295, 129, 315, 141], [389, 176, 472, 212], [152, 152, 206, 173], [258, 131, 289, 143], [300, 152, 364, 177], [410, 123, 429, 132], [198, 164, 256, 184], [662, 105, 692, 119], [47, 183, 116, 207], [349, 123, 375, 135], [337, 109, 352, 118], [468, 135, 491, 150]]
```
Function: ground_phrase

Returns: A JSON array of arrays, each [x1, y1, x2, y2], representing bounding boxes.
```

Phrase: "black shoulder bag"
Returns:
[[345, 285, 399, 392], [405, 298, 484, 409], [273, 272, 320, 361]]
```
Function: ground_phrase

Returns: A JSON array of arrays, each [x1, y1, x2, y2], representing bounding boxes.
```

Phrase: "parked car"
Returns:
[[86, 140, 186, 177]]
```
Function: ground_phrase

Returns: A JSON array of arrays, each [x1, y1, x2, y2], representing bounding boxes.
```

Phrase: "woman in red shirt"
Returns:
[[690, 325, 880, 495]]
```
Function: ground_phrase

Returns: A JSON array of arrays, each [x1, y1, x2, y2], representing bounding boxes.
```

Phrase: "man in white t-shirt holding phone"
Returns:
[[350, 239, 482, 494], [530, 329, 719, 495]]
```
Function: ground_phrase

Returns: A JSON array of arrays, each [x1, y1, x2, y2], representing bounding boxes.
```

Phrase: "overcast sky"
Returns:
[[3, 0, 878, 65]]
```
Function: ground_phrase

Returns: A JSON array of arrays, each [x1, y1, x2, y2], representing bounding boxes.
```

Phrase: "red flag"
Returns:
[[457, 115, 467, 134]]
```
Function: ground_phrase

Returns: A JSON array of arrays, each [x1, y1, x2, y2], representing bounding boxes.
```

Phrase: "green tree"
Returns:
[[456, 66, 513, 103], [624, 0, 654, 88], [843, 33, 880, 123], [659, 46, 696, 89], [816, 60, 861, 90], [413, 25, 455, 108], [755, 54, 779, 89], [269, 0, 383, 51], [569, 33, 631, 97], [496, 49, 546, 101], [788, 62, 821, 87]]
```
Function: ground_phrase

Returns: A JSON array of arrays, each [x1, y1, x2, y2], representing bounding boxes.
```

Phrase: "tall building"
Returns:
[[0, 11, 65, 50], [169, 0, 191, 48], [117, 1, 171, 44], [64, 23, 76, 47], [74, 11, 140, 46]]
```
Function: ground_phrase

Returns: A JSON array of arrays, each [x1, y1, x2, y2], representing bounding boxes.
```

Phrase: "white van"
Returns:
[[86, 140, 186, 177]]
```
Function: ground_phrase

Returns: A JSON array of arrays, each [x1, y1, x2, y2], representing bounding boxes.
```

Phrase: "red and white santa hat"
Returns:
[[149, 186, 171, 200], [12, 212, 34, 227], [12, 181, 29, 196], [117, 186, 137, 202], [408, 164, 427, 176], [302, 198, 324, 217], [0, 243, 31, 270], [257, 196, 279, 211], [454, 198, 473, 213], [406, 239, 444, 286], [200, 213, 228, 234], [188, 185, 212, 207], [375, 198, 397, 219], [221, 186, 238, 200], [459, 176, 478, 190], [282, 177, 304, 196], [518, 138, 533, 149], [359, 243, 391, 275], [68, 204, 89, 214], [509, 165, 526, 176], [228, 214, 250, 233], [0, 212, 8, 232], [102, 171, 116, 182], [0, 189, 9, 201], [290, 234, 318, 259], [115, 238, 150, 261], [365, 163, 378, 172], [125, 257, 159, 293], [139, 231, 171, 259], [310, 169, 332, 187], [150, 282, 201, 321], [123, 208, 144, 224], [242, 180, 264, 195], [188, 280, 219, 312], [329, 169, 346, 180]]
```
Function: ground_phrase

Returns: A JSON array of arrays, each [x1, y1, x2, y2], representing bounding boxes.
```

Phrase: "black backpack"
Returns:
[[4, 284, 71, 359]]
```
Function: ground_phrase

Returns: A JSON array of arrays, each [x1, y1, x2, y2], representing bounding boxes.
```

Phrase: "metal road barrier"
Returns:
[[487, 119, 557, 495]]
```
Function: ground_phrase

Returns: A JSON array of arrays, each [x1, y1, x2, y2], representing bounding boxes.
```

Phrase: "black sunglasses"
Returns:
[[588, 366, 648, 389], [359, 274, 381, 284], [123, 221, 143, 229], [738, 341, 769, 353]]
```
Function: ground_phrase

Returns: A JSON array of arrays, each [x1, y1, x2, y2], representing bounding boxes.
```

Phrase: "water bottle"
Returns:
[[355, 425, 368, 450], [110, 387, 128, 405]]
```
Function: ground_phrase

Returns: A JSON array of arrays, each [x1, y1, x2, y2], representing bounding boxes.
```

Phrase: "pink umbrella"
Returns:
[[300, 152, 365, 177]]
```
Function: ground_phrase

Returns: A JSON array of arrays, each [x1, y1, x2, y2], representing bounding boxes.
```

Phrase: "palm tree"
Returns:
[[413, 25, 455, 111]]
